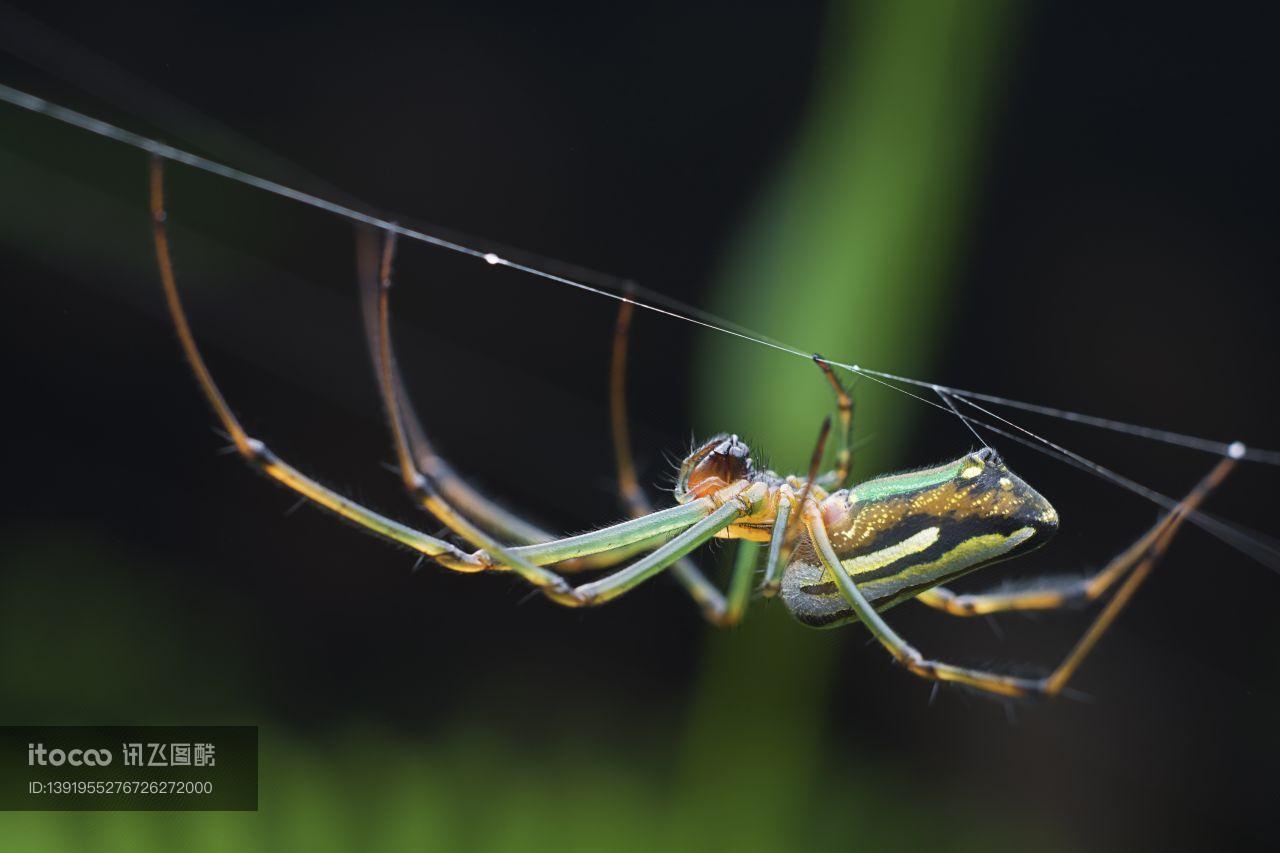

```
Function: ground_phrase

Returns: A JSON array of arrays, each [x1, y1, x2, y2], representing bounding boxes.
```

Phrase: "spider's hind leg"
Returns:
[[155, 159, 762, 613], [915, 534, 1148, 617], [915, 448, 1238, 617], [805, 452, 1238, 698]]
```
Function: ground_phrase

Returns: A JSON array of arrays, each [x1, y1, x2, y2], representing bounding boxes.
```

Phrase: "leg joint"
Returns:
[[239, 436, 269, 463]]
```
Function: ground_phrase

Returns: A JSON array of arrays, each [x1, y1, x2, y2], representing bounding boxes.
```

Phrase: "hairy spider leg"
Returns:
[[150, 160, 489, 572], [805, 453, 1237, 698], [362, 228, 669, 572], [915, 498, 1188, 616], [366, 228, 569, 589], [355, 224, 553, 546], [151, 156, 761, 607]]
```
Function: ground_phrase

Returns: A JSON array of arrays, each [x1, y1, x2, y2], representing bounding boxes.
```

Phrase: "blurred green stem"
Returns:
[[677, 0, 1022, 846]]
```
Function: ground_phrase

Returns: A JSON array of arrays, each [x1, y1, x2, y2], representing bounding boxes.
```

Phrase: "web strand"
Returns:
[[2, 82, 1276, 570], [824, 365, 1280, 571], [0, 82, 1269, 457], [843, 362, 1280, 466], [935, 386, 987, 448]]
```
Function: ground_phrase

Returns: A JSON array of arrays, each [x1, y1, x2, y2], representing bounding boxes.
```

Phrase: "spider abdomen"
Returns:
[[780, 452, 1058, 628]]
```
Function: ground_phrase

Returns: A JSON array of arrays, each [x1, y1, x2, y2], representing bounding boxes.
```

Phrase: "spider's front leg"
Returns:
[[548, 486, 766, 608], [355, 225, 555, 550], [150, 160, 498, 572], [152, 155, 764, 610], [363, 228, 658, 573]]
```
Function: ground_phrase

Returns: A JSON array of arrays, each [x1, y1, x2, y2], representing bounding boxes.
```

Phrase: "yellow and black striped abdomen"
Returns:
[[781, 452, 1057, 628]]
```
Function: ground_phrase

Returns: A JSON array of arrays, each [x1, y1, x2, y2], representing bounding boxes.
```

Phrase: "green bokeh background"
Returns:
[[2, 2, 1278, 851]]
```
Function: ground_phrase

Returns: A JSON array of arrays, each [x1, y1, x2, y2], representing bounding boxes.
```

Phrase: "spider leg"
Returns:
[[916, 455, 1234, 618], [812, 355, 854, 490], [759, 414, 832, 602], [1036, 453, 1236, 696], [758, 501, 792, 597], [560, 494, 758, 606], [151, 157, 572, 593], [915, 514, 1168, 616], [359, 227, 660, 572], [363, 227, 662, 575], [354, 226, 545, 545], [609, 296, 739, 624], [804, 450, 1237, 698], [153, 156, 753, 608]]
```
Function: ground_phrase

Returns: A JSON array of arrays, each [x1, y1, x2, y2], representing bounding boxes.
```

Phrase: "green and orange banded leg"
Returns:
[[151, 157, 492, 577], [355, 225, 549, 546], [808, 452, 1239, 698], [813, 355, 854, 490], [154, 156, 741, 608], [555, 493, 759, 607], [357, 226, 650, 571], [364, 226, 592, 591], [917, 450, 1239, 618], [1035, 452, 1238, 696], [431, 488, 754, 608], [915, 517, 1165, 617], [805, 503, 1062, 698]]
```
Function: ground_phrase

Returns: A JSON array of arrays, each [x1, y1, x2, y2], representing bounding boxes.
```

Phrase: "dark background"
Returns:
[[1, 2, 1278, 850]]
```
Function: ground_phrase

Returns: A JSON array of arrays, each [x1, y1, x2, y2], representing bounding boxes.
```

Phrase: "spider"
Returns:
[[149, 156, 1239, 700]]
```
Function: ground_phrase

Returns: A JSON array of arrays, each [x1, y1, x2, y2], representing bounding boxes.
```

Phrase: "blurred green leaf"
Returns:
[[680, 2, 1022, 850]]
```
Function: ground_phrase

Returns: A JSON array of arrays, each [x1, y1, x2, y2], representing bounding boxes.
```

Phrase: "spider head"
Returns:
[[676, 434, 754, 501]]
